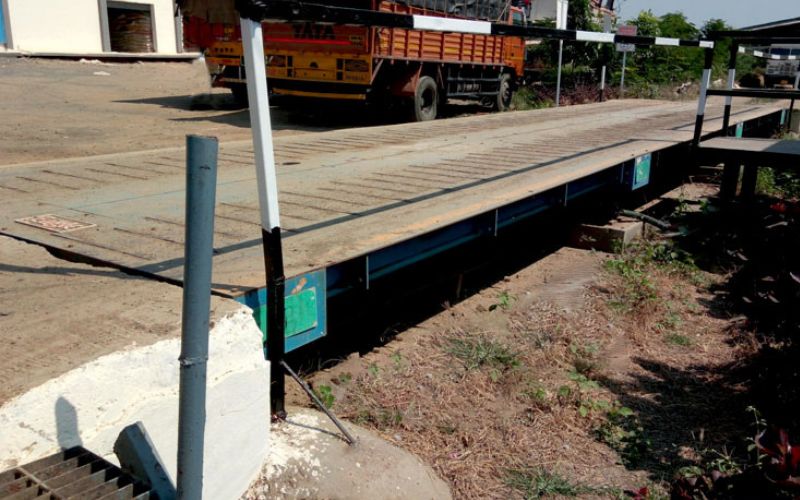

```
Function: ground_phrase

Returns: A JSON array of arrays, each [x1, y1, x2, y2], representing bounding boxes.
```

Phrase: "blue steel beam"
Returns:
[[238, 109, 785, 354]]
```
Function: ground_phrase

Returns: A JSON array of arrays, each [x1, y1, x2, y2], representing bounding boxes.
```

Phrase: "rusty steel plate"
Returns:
[[14, 214, 96, 233]]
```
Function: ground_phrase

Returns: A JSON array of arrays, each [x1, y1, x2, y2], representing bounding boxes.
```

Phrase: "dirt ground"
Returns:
[[0, 57, 387, 164], [0, 56, 491, 165]]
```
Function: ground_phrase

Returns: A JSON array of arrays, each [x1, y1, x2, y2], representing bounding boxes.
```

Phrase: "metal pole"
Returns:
[[173, 2, 184, 53], [620, 51, 627, 97], [599, 65, 606, 102], [788, 71, 799, 132], [280, 361, 357, 446], [176, 135, 219, 500], [693, 48, 715, 148], [722, 42, 739, 134], [555, 39, 564, 107], [240, 16, 286, 418]]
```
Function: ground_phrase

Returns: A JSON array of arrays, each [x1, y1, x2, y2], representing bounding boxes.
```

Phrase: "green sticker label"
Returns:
[[632, 154, 651, 189], [254, 287, 318, 339]]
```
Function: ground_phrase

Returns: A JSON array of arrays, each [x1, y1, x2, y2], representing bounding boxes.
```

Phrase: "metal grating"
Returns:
[[0, 447, 151, 499]]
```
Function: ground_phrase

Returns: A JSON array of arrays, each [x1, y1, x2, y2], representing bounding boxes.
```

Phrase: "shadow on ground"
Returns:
[[599, 181, 800, 487], [116, 93, 496, 131]]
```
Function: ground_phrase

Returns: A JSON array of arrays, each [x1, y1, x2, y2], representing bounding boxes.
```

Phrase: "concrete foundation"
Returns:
[[245, 408, 452, 500], [0, 236, 270, 499], [0, 309, 270, 499], [569, 219, 644, 252]]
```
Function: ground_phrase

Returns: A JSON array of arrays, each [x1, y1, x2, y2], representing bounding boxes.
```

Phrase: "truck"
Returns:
[[184, 0, 527, 121]]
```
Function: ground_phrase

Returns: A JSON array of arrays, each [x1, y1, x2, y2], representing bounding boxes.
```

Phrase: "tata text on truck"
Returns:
[[185, 0, 526, 121]]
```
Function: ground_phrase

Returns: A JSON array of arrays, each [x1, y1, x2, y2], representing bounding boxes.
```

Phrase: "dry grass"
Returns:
[[299, 239, 759, 498]]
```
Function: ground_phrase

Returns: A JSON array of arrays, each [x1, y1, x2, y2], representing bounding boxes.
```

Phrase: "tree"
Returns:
[[626, 10, 661, 84], [564, 0, 601, 70], [659, 12, 698, 40], [658, 13, 701, 82]]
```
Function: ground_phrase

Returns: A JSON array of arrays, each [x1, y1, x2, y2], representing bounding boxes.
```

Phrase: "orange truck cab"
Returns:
[[186, 0, 526, 120]]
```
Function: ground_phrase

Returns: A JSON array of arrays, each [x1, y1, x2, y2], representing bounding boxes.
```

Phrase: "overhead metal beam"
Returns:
[[235, 0, 713, 48]]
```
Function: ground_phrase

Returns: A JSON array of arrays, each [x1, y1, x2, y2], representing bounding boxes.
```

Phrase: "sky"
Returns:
[[616, 0, 799, 29]]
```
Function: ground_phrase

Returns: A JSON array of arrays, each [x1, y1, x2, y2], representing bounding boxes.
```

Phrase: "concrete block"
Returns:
[[569, 219, 644, 252]]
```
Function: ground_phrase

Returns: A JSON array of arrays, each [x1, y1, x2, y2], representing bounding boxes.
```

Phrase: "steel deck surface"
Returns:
[[699, 137, 800, 169], [0, 100, 782, 296]]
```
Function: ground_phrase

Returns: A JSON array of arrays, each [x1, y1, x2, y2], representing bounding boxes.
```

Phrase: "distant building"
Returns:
[[741, 17, 800, 86], [0, 0, 185, 56], [589, 0, 615, 21], [530, 0, 615, 27]]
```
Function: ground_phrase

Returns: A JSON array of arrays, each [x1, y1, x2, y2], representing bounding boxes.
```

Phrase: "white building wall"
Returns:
[[5, 0, 178, 54], [7, 0, 103, 53], [149, 0, 178, 54]]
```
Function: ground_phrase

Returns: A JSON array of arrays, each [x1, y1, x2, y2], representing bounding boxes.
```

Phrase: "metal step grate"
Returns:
[[0, 447, 151, 499]]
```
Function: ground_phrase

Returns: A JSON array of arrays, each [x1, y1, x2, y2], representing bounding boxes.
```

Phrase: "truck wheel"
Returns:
[[495, 74, 513, 112], [231, 85, 248, 107], [413, 76, 438, 122]]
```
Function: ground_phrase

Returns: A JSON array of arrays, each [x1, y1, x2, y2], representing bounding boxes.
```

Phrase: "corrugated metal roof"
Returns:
[[741, 16, 800, 34]]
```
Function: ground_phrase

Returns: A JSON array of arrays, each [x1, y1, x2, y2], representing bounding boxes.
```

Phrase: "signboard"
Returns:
[[240, 269, 328, 354], [622, 154, 651, 190], [616, 24, 637, 53], [766, 59, 799, 77]]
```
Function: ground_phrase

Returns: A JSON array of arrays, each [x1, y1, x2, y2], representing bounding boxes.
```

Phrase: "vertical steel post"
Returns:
[[693, 48, 715, 147], [555, 39, 564, 107], [176, 135, 219, 500], [240, 16, 286, 418], [721, 42, 739, 135], [719, 163, 741, 200], [599, 65, 606, 102], [620, 51, 627, 97], [741, 163, 758, 200], [788, 71, 800, 132]]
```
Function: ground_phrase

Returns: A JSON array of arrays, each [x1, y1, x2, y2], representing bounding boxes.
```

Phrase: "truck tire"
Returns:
[[231, 84, 248, 107], [413, 76, 438, 122], [495, 74, 513, 112]]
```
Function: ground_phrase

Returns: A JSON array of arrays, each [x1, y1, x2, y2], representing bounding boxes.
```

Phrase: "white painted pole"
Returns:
[[620, 51, 627, 97], [693, 66, 712, 146], [240, 17, 281, 231], [240, 16, 287, 417], [555, 39, 564, 107]]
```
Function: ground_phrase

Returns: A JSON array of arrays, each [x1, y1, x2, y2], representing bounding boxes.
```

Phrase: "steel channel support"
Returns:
[[599, 65, 606, 102], [555, 39, 564, 107], [240, 16, 286, 418], [788, 71, 800, 132], [740, 163, 758, 201], [176, 135, 219, 500], [720, 163, 741, 201], [693, 48, 715, 148], [722, 42, 739, 135]]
